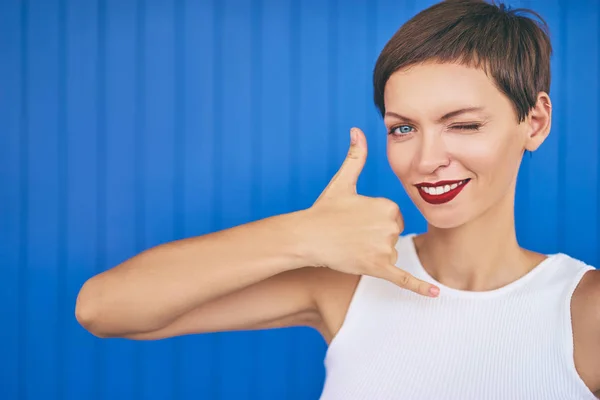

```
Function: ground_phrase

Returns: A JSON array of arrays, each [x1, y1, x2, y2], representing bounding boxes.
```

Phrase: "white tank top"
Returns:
[[320, 234, 597, 399]]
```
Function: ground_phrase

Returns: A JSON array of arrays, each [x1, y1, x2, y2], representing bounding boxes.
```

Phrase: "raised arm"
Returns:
[[75, 127, 439, 340]]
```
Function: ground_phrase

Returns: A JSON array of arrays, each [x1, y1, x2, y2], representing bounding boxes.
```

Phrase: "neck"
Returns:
[[413, 191, 545, 292]]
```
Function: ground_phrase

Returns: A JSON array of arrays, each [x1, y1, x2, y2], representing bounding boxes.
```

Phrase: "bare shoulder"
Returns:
[[308, 268, 361, 344], [571, 268, 600, 395]]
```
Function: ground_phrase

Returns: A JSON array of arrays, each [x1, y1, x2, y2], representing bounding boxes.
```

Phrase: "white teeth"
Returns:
[[420, 180, 467, 196]]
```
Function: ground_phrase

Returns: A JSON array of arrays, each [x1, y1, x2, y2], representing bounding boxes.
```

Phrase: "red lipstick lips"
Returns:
[[416, 179, 470, 205]]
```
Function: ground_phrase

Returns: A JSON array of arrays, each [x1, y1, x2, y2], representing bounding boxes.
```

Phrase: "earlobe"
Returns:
[[524, 92, 552, 152]]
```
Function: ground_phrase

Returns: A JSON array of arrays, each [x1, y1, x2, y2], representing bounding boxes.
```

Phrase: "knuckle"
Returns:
[[396, 218, 405, 232], [389, 221, 401, 236], [347, 147, 364, 161], [378, 198, 399, 216], [398, 272, 411, 287], [396, 212, 405, 224], [389, 248, 398, 264]]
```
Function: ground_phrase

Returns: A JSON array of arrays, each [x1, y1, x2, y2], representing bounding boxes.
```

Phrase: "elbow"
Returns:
[[75, 278, 113, 339], [75, 277, 158, 339], [75, 306, 109, 339]]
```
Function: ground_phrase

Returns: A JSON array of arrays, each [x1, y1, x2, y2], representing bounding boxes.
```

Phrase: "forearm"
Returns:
[[75, 210, 312, 337]]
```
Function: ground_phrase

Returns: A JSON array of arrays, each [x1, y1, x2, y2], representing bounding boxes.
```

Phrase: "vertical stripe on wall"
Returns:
[[0, 1, 598, 399], [563, 1, 599, 264], [0, 1, 22, 399], [103, 0, 137, 394]]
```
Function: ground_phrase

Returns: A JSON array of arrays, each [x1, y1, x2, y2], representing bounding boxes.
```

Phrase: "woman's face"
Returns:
[[384, 62, 550, 229]]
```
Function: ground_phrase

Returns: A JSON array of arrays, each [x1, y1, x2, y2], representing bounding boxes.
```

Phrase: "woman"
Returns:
[[75, 0, 600, 398]]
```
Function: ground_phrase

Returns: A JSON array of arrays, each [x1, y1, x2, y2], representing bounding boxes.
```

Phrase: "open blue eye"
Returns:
[[390, 125, 414, 135]]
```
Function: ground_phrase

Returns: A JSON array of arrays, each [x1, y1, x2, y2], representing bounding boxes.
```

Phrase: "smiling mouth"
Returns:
[[415, 179, 471, 205]]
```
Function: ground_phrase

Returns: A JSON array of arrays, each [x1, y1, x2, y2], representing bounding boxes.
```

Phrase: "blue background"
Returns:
[[1, 0, 598, 399]]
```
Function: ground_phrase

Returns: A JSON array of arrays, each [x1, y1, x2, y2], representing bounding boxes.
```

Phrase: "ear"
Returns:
[[524, 92, 552, 152]]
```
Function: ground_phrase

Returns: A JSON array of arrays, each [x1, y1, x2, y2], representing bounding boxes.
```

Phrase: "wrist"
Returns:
[[275, 209, 319, 269]]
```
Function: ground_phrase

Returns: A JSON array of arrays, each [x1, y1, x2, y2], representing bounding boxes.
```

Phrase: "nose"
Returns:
[[415, 132, 450, 175]]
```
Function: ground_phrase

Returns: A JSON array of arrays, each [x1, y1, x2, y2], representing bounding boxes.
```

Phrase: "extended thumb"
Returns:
[[331, 127, 368, 190]]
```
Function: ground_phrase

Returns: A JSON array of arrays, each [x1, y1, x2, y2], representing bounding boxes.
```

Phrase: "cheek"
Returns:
[[386, 142, 413, 178], [451, 141, 497, 168], [448, 133, 523, 181]]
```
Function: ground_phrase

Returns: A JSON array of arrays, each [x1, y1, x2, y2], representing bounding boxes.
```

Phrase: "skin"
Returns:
[[381, 61, 600, 396], [383, 61, 548, 291], [76, 61, 600, 397]]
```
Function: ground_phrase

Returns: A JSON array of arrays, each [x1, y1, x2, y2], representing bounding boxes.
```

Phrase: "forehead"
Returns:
[[384, 62, 509, 118]]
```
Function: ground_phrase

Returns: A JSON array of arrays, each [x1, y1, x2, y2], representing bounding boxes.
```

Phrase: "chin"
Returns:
[[410, 195, 472, 230], [422, 210, 469, 229]]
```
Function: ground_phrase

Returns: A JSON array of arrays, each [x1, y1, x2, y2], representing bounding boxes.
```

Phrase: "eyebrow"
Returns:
[[384, 107, 486, 124]]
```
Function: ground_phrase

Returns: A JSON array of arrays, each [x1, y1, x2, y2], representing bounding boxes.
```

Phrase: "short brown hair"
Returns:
[[373, 0, 552, 123]]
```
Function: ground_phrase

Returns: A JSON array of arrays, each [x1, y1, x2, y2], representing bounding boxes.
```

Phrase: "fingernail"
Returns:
[[429, 286, 440, 296], [350, 128, 357, 144]]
